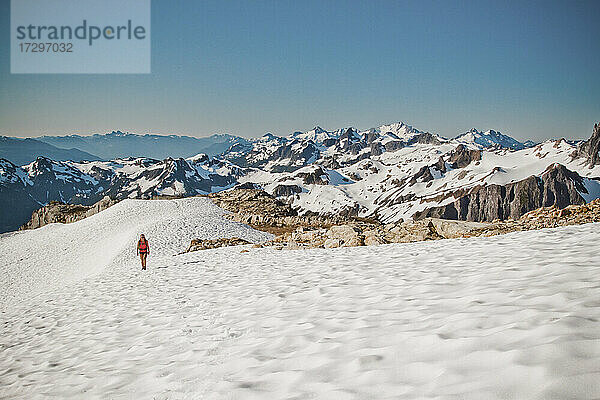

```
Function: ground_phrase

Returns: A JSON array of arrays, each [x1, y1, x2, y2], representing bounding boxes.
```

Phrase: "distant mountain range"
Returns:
[[0, 136, 101, 166], [1, 122, 598, 233], [37, 131, 249, 161], [2, 127, 533, 167], [454, 128, 530, 150]]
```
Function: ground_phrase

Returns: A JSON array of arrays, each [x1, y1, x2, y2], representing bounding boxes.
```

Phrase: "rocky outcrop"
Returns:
[[209, 189, 297, 218], [271, 141, 320, 171], [186, 237, 250, 252], [408, 157, 447, 186], [414, 163, 587, 222], [325, 225, 363, 247], [449, 144, 482, 169], [209, 189, 340, 233], [20, 196, 118, 230], [276, 218, 447, 249], [272, 198, 600, 249], [578, 122, 600, 168], [410, 165, 435, 184], [20, 202, 89, 230], [234, 182, 262, 190], [335, 128, 363, 154], [407, 132, 442, 146], [369, 132, 442, 156], [296, 166, 329, 185], [208, 189, 371, 241], [228, 213, 344, 232], [272, 184, 303, 197], [433, 156, 447, 173]]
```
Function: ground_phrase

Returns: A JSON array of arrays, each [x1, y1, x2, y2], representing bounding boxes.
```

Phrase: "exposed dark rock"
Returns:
[[234, 182, 262, 190], [322, 138, 337, 147], [383, 141, 405, 152], [407, 132, 442, 146], [410, 166, 434, 185], [296, 166, 329, 185], [364, 129, 380, 145], [20, 196, 118, 230], [414, 163, 587, 221], [433, 156, 447, 173], [272, 184, 303, 197], [578, 122, 600, 168], [0, 154, 241, 232], [335, 128, 363, 154], [318, 156, 342, 169], [449, 145, 482, 169], [0, 159, 42, 233], [273, 140, 320, 165], [370, 142, 384, 156], [358, 161, 379, 174], [209, 189, 297, 218], [186, 237, 251, 252], [409, 157, 447, 186]]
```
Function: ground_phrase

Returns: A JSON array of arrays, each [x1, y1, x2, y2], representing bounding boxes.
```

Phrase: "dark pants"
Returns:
[[139, 252, 148, 269]]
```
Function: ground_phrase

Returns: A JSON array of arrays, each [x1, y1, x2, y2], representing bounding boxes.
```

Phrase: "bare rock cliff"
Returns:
[[414, 163, 587, 222], [578, 122, 600, 168], [20, 196, 118, 230]]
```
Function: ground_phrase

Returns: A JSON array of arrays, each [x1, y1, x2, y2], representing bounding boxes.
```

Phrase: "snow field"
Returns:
[[0, 207, 599, 398], [0, 197, 272, 309]]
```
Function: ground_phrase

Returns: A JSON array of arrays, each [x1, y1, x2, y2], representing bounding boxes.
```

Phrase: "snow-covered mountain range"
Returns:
[[230, 122, 599, 223], [1, 121, 599, 233], [454, 128, 531, 150], [0, 155, 241, 233]]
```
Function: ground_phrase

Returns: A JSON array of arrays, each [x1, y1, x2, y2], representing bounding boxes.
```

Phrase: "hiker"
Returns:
[[137, 234, 150, 270]]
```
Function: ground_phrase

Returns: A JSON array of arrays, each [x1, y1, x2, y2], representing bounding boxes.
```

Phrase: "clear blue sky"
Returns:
[[1, 0, 599, 141]]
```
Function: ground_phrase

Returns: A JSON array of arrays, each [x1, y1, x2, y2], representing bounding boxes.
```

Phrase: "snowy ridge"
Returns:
[[0, 154, 247, 232], [375, 121, 429, 141], [221, 121, 444, 173], [2, 154, 241, 203], [290, 126, 340, 143], [0, 197, 272, 308], [455, 128, 530, 150]]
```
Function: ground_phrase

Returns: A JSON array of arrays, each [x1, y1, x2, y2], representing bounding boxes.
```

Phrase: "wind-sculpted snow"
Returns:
[[0, 197, 272, 308], [0, 214, 599, 398]]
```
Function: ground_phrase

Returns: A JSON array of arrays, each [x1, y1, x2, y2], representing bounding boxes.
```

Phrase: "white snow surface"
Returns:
[[1, 200, 599, 399], [0, 197, 271, 309]]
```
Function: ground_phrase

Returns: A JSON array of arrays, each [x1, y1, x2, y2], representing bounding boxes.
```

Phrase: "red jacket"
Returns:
[[138, 239, 149, 253]]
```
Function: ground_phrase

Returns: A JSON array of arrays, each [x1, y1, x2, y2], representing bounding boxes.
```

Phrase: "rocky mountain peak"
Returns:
[[28, 156, 55, 173], [578, 122, 600, 168], [449, 144, 482, 168]]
